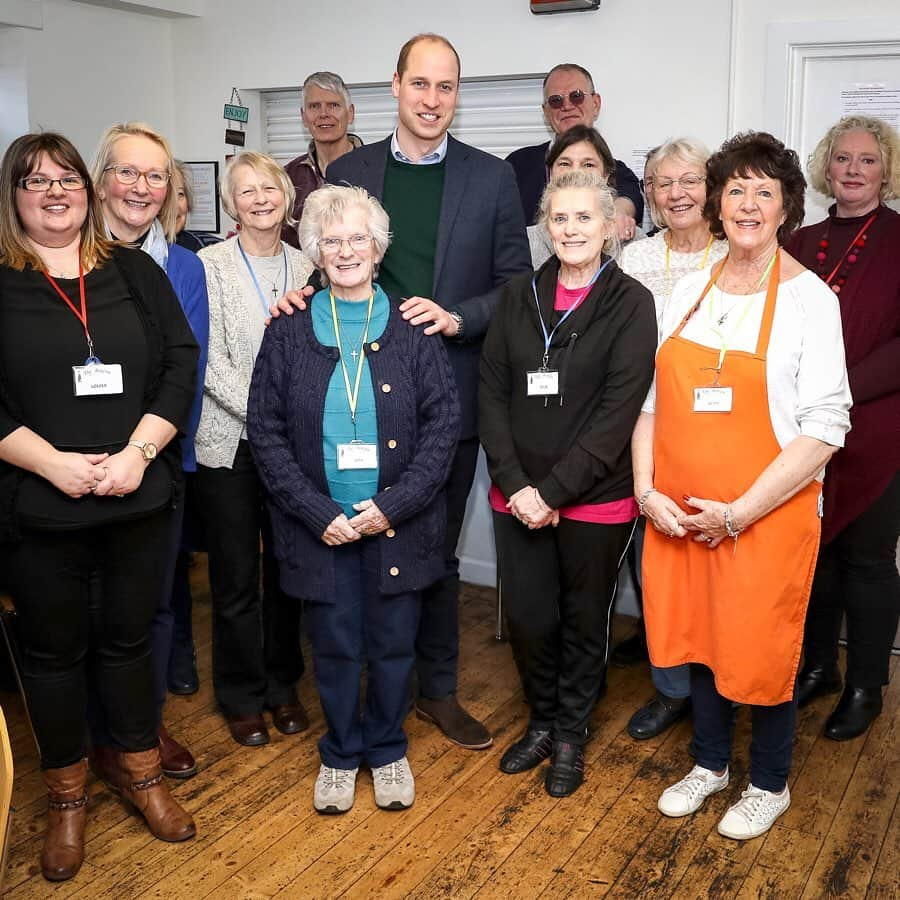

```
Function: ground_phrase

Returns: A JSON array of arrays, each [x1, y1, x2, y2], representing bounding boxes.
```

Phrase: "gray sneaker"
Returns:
[[372, 756, 415, 810], [313, 764, 358, 814]]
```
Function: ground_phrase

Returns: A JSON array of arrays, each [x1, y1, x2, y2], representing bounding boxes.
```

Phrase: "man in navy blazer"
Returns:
[[328, 32, 531, 750]]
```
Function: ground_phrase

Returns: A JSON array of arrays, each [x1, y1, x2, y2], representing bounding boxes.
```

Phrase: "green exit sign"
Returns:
[[224, 104, 249, 124]]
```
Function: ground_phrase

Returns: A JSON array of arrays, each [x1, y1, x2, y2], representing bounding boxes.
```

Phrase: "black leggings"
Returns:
[[4, 510, 171, 768], [804, 473, 900, 688]]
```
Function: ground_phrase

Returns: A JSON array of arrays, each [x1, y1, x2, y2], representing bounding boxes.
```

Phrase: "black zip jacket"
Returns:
[[479, 254, 656, 509]]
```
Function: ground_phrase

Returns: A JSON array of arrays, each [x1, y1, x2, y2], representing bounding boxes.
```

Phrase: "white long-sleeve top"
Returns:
[[642, 268, 852, 467]]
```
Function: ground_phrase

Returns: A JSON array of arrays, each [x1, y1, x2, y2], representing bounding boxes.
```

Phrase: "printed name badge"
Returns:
[[526, 369, 559, 397], [72, 363, 124, 397], [693, 386, 733, 413], [337, 441, 378, 471]]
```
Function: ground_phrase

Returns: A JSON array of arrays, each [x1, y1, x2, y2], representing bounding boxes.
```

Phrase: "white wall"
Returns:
[[15, 0, 175, 160]]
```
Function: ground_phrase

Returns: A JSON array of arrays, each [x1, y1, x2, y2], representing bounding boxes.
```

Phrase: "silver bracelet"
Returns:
[[723, 505, 741, 538], [637, 488, 657, 516]]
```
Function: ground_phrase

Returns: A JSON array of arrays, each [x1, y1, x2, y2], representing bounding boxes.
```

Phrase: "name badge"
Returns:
[[72, 363, 124, 397], [693, 386, 733, 413], [337, 441, 378, 471], [527, 369, 559, 397]]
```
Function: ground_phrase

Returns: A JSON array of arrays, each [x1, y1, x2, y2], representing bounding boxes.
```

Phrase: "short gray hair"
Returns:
[[302, 72, 352, 109], [647, 137, 712, 229], [220, 151, 296, 227], [299, 184, 391, 277], [538, 169, 620, 259]]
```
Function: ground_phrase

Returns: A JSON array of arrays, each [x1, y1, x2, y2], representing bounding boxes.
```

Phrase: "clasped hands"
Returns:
[[507, 486, 559, 530], [321, 499, 390, 546], [642, 491, 732, 548], [46, 448, 145, 499]]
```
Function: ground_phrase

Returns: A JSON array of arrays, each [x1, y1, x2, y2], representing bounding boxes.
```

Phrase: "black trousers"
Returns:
[[4, 509, 171, 769], [194, 441, 304, 717], [416, 436, 480, 700], [494, 511, 633, 743], [804, 473, 900, 688]]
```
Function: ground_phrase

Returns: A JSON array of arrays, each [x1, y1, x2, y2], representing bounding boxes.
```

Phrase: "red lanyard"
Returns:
[[43, 264, 96, 360], [824, 212, 877, 285]]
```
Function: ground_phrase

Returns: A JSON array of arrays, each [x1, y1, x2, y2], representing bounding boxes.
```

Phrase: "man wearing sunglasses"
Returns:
[[507, 63, 643, 238]]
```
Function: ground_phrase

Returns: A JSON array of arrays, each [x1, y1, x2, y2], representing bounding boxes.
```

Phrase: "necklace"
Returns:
[[815, 211, 878, 293], [664, 232, 715, 297]]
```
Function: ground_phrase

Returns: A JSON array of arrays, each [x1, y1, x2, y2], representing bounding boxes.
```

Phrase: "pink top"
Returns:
[[555, 281, 589, 311], [489, 484, 638, 525]]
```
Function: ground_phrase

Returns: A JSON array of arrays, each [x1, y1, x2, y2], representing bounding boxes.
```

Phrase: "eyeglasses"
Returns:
[[18, 175, 87, 192], [103, 165, 170, 189], [652, 175, 706, 193], [544, 90, 589, 110], [318, 234, 373, 253]]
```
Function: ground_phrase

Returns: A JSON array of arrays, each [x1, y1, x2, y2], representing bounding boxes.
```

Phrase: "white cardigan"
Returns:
[[195, 236, 314, 469]]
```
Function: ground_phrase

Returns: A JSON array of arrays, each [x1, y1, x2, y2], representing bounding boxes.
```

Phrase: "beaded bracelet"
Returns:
[[723, 504, 741, 538]]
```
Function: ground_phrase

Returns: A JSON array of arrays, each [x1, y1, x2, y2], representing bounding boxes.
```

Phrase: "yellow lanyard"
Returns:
[[329, 290, 374, 425], [664, 232, 715, 296]]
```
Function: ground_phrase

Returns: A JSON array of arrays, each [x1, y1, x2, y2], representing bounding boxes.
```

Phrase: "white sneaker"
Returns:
[[372, 756, 415, 810], [717, 783, 790, 840], [658, 765, 729, 817], [313, 764, 358, 814]]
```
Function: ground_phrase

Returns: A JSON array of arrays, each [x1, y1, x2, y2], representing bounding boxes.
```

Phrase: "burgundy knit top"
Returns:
[[787, 204, 900, 544]]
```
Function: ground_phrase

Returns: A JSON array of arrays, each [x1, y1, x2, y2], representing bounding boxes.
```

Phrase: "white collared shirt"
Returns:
[[642, 268, 852, 462], [390, 130, 448, 165]]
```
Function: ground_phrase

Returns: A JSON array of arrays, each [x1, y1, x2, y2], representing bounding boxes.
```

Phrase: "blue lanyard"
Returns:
[[531, 258, 612, 366], [237, 239, 288, 315]]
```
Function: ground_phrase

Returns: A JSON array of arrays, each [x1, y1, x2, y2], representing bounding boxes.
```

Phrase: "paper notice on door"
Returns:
[[840, 83, 900, 128]]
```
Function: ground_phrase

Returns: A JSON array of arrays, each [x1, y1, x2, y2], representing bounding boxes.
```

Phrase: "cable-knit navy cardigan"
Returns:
[[247, 294, 460, 599]]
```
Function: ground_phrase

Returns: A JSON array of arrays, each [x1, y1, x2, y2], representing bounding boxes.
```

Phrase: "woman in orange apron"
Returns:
[[635, 133, 852, 841]]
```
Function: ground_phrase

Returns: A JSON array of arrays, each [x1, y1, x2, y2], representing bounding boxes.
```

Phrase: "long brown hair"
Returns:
[[0, 132, 113, 272]]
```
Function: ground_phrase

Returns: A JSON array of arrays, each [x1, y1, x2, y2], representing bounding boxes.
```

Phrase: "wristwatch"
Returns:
[[448, 310, 465, 339], [127, 440, 158, 462]]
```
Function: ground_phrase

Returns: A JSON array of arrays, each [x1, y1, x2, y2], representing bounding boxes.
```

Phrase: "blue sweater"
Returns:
[[247, 294, 460, 598], [166, 243, 209, 472], [311, 287, 389, 516]]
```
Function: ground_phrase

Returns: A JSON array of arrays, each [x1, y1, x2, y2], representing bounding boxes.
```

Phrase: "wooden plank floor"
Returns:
[[1, 556, 897, 898]]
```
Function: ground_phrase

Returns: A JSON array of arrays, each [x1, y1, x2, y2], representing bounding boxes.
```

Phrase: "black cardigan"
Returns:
[[479, 256, 656, 509], [0, 246, 200, 539]]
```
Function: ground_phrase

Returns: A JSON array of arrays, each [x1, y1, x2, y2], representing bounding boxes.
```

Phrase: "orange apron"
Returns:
[[642, 255, 821, 705]]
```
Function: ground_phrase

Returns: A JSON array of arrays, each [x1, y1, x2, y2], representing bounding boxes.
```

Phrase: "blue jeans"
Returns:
[[690, 664, 796, 793], [305, 539, 421, 769]]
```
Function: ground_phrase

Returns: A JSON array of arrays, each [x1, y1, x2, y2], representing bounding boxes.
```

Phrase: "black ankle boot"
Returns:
[[824, 685, 882, 741], [797, 662, 842, 708]]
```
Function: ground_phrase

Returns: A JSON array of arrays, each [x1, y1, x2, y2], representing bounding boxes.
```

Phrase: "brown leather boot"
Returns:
[[117, 747, 196, 842], [41, 759, 88, 881]]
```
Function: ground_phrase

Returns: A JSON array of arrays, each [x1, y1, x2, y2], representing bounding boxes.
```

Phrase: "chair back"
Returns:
[[0, 704, 13, 892]]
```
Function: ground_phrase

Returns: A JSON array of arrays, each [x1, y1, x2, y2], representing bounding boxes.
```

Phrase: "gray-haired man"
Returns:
[[281, 71, 362, 248]]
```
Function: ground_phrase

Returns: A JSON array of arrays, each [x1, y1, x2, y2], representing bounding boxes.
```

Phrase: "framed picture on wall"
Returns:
[[182, 161, 220, 232]]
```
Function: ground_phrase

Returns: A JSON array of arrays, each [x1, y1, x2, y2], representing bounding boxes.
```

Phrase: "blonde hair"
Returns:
[[220, 151, 296, 228], [0, 132, 113, 272], [807, 115, 900, 200], [646, 137, 712, 229], [298, 184, 391, 281], [538, 169, 620, 259], [91, 122, 179, 241]]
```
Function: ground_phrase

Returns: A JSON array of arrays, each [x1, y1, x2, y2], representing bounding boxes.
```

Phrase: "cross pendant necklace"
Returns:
[[350, 348, 359, 362]]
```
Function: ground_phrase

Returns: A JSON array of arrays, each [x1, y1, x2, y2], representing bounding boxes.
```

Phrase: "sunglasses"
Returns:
[[544, 90, 589, 110]]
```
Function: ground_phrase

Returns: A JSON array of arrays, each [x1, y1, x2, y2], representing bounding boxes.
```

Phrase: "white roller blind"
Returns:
[[264, 76, 549, 163]]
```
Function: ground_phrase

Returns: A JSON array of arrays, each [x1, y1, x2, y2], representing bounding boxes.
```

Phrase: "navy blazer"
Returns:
[[506, 140, 644, 228], [327, 135, 532, 438], [247, 296, 460, 599]]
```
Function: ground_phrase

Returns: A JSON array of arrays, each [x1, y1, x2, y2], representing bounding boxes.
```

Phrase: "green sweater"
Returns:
[[378, 154, 446, 300]]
